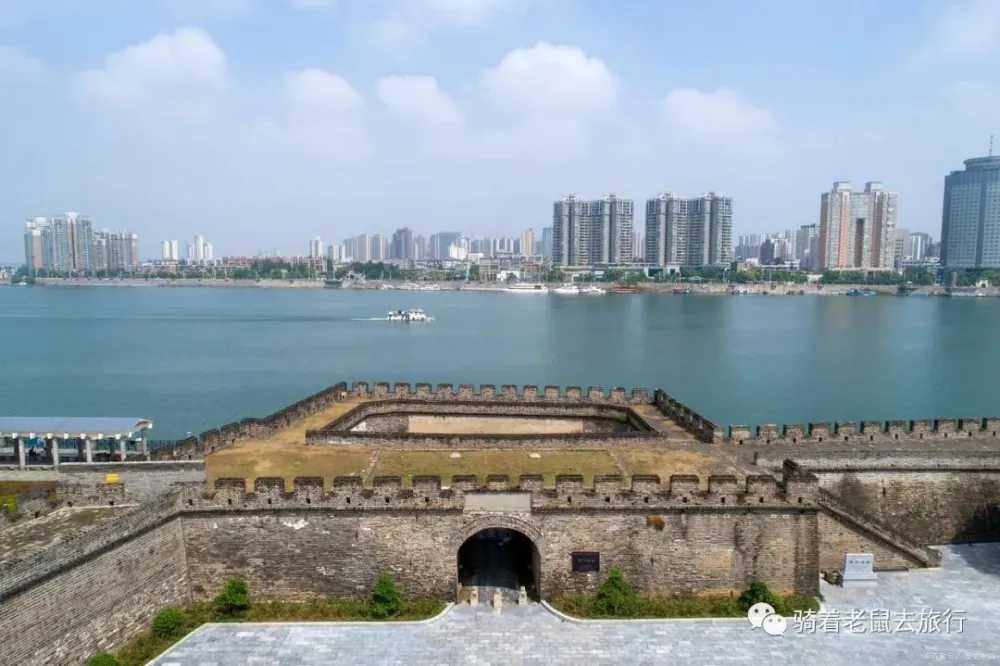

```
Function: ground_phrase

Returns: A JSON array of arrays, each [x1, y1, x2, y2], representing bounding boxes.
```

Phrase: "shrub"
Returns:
[[151, 608, 184, 638], [737, 580, 787, 616], [84, 652, 120, 666], [369, 573, 403, 618], [594, 568, 638, 617], [214, 577, 250, 616], [645, 515, 665, 531]]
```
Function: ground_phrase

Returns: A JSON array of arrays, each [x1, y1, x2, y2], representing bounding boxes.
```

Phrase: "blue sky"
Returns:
[[1, 0, 998, 259]]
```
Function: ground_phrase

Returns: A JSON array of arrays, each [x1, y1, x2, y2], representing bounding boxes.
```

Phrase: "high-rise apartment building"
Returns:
[[892, 228, 910, 268], [161, 240, 180, 261], [390, 228, 413, 260], [428, 232, 461, 260], [645, 192, 732, 267], [521, 229, 535, 257], [940, 155, 1000, 269], [552, 194, 633, 267], [909, 232, 931, 262], [369, 234, 387, 261], [796, 224, 819, 270], [23, 218, 47, 269], [413, 235, 426, 260], [93, 229, 140, 271], [34, 213, 93, 272], [327, 244, 344, 264], [540, 227, 553, 259], [309, 237, 324, 259], [817, 182, 897, 271]]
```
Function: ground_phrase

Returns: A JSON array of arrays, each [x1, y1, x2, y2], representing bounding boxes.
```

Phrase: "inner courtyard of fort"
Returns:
[[2, 381, 1000, 665]]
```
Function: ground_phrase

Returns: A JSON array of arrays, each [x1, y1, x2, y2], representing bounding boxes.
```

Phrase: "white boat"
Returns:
[[505, 283, 549, 293], [399, 282, 420, 291], [419, 284, 441, 291], [580, 285, 606, 295], [386, 308, 432, 322], [379, 284, 394, 290], [553, 283, 580, 295]]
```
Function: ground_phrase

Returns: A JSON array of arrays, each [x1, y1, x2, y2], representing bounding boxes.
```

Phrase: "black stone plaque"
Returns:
[[572, 551, 600, 573]]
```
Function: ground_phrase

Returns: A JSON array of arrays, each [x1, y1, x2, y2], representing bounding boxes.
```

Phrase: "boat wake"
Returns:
[[350, 317, 388, 321]]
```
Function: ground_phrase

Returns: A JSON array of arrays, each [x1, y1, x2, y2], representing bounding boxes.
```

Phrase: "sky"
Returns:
[[0, 0, 998, 259]]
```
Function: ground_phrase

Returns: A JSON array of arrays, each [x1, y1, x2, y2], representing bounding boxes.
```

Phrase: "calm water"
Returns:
[[0, 286, 998, 439]]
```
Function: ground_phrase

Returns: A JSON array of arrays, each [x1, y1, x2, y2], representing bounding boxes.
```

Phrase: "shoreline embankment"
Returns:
[[5, 277, 985, 297]]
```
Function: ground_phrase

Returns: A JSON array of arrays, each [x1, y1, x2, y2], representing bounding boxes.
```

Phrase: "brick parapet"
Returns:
[[150, 381, 350, 460], [351, 382, 651, 404], [175, 473, 811, 511], [726, 418, 1000, 446], [305, 431, 662, 449], [321, 399, 654, 433], [652, 389, 724, 443]]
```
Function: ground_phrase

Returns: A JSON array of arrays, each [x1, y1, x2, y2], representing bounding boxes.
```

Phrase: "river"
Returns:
[[0, 286, 996, 438]]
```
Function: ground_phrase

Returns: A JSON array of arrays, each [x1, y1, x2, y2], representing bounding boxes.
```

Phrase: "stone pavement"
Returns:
[[152, 544, 1000, 666]]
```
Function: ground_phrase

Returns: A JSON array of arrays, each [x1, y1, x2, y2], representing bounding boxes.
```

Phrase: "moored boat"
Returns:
[[553, 283, 580, 295], [580, 285, 606, 295], [505, 283, 549, 293]]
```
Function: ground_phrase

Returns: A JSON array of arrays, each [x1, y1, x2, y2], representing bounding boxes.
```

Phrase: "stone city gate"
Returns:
[[454, 515, 543, 604]]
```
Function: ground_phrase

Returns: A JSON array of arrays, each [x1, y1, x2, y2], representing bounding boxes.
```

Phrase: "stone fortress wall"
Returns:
[[4, 379, 1000, 666], [148, 380, 1000, 461]]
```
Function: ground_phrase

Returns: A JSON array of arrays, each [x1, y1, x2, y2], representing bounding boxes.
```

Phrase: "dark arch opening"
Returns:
[[457, 528, 540, 603]]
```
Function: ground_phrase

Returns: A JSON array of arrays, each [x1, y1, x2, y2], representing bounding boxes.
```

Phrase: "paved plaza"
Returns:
[[153, 544, 1000, 665]]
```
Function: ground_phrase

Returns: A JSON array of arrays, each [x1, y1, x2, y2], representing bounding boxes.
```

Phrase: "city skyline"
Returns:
[[1, 1, 997, 259]]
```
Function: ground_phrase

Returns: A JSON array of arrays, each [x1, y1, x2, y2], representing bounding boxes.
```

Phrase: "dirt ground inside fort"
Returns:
[[203, 398, 756, 491]]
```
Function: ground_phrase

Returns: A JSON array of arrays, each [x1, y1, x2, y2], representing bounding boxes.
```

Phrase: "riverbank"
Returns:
[[27, 277, 326, 289], [12, 277, 982, 297]]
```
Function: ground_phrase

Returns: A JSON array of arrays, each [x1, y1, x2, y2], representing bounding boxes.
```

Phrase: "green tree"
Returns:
[[369, 572, 403, 618], [593, 567, 639, 617], [151, 608, 184, 638], [214, 577, 251, 616], [738, 580, 787, 615]]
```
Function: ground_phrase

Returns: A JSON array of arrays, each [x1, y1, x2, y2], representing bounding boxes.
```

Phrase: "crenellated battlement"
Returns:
[[352, 382, 651, 404], [173, 466, 816, 511], [725, 417, 1000, 445]]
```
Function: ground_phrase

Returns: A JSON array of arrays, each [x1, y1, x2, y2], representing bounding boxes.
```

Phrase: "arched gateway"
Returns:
[[454, 516, 542, 603]]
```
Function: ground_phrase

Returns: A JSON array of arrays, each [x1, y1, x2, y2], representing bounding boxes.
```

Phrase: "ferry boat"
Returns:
[[580, 285, 606, 295], [553, 283, 580, 295], [386, 308, 431, 322], [505, 283, 549, 293]]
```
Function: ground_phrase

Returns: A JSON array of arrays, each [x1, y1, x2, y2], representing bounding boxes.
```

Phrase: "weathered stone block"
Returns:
[[594, 474, 623, 496], [610, 388, 627, 403], [485, 474, 509, 491], [630, 474, 661, 494], [587, 387, 604, 401], [501, 385, 519, 399], [669, 475, 699, 500], [555, 474, 584, 494], [565, 387, 582, 400], [543, 386, 561, 400]]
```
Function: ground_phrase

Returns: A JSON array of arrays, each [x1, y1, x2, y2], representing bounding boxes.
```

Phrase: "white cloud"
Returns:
[[660, 88, 779, 139], [376, 75, 463, 124], [75, 27, 227, 122], [372, 0, 520, 55], [0, 45, 45, 81], [481, 43, 616, 115], [932, 0, 1000, 58], [283, 68, 364, 117], [158, 0, 256, 16]]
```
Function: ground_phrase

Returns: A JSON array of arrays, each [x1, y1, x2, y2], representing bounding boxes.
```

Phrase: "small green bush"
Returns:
[[369, 573, 403, 618], [84, 652, 120, 666], [151, 608, 184, 638], [214, 577, 250, 616], [737, 580, 787, 615], [593, 568, 639, 617]]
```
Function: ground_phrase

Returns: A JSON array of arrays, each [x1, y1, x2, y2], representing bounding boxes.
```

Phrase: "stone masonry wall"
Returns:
[[754, 454, 1000, 545], [325, 399, 653, 433], [177, 469, 821, 598], [0, 518, 189, 666], [725, 417, 1000, 447]]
